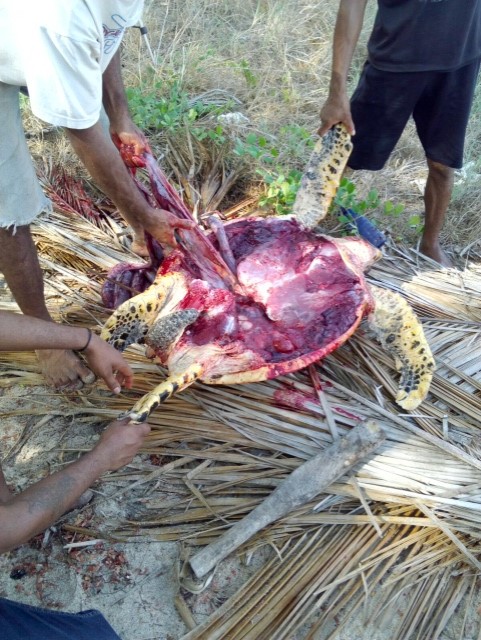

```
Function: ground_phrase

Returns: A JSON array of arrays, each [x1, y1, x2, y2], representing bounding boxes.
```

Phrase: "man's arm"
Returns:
[[102, 50, 142, 148], [0, 310, 151, 553], [64, 122, 193, 248], [0, 468, 12, 502], [0, 311, 133, 394], [65, 50, 193, 249], [319, 0, 369, 135], [0, 419, 150, 553]]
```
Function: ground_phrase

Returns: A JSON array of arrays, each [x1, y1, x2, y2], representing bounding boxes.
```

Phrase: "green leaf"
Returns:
[[357, 202, 367, 214]]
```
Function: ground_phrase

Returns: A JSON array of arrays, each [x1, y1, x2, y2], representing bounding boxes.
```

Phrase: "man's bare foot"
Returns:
[[419, 241, 453, 268], [131, 233, 150, 258], [36, 349, 96, 390]]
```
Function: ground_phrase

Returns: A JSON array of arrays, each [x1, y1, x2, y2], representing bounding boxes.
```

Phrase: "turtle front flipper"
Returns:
[[101, 272, 188, 351], [292, 123, 353, 229], [126, 363, 203, 423], [367, 285, 435, 410]]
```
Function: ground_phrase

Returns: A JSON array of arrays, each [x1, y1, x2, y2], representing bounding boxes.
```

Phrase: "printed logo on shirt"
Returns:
[[103, 14, 128, 54]]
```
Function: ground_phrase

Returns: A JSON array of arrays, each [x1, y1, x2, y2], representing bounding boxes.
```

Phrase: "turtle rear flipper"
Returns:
[[367, 285, 435, 410]]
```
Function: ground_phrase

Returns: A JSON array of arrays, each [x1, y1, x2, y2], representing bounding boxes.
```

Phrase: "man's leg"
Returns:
[[420, 160, 454, 267], [0, 82, 95, 388], [0, 226, 95, 388], [414, 60, 481, 267]]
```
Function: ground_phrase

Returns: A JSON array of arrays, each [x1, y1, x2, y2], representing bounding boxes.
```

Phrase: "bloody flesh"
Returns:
[[144, 223, 366, 372], [199, 218, 364, 363]]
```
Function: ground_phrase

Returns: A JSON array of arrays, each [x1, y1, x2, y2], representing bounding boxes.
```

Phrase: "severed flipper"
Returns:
[[367, 285, 435, 410], [293, 124, 353, 229]]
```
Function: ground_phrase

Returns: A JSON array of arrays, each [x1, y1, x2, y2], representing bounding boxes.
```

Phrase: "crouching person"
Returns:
[[0, 311, 151, 639]]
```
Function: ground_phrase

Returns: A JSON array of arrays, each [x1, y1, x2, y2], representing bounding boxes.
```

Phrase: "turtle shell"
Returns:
[[116, 216, 375, 386], [201, 217, 373, 382]]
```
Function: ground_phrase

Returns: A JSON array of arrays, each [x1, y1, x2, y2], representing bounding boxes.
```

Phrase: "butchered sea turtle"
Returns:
[[102, 125, 435, 423]]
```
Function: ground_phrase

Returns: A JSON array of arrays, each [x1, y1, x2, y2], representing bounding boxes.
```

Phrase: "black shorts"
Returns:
[[348, 58, 481, 171]]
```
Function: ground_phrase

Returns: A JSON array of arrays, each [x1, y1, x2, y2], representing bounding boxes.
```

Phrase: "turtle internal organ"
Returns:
[[102, 125, 435, 422]]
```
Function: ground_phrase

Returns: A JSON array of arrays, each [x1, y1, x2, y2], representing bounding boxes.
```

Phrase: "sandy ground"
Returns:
[[0, 383, 276, 640], [1, 383, 479, 640]]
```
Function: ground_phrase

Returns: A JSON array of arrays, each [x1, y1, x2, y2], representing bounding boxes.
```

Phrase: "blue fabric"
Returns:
[[0, 597, 121, 640]]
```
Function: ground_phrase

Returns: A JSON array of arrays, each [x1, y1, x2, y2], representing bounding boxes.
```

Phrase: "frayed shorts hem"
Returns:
[[0, 200, 53, 233]]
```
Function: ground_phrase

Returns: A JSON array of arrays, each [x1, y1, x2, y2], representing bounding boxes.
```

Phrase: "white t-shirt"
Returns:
[[0, 1, 144, 128]]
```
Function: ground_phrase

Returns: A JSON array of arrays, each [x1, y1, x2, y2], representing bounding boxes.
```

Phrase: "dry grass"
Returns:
[[23, 0, 481, 250]]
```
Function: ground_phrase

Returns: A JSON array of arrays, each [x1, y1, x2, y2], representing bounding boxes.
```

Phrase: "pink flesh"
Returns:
[[273, 388, 317, 411], [272, 388, 363, 422], [144, 154, 237, 290], [166, 218, 367, 367]]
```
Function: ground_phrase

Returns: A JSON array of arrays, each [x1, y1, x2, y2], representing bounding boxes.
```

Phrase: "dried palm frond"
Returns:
[[162, 128, 245, 216], [2, 189, 481, 638]]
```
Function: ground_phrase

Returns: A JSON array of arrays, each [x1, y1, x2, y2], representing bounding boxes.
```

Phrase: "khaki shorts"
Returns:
[[0, 82, 51, 230]]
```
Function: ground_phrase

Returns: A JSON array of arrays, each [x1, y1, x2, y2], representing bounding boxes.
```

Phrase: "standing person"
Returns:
[[319, 0, 481, 267], [0, 0, 194, 390], [0, 310, 151, 639]]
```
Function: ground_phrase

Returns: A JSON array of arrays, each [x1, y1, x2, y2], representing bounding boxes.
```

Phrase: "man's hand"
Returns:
[[0, 418, 152, 552], [92, 419, 152, 471], [318, 94, 355, 137], [109, 126, 195, 248], [83, 334, 133, 394], [110, 127, 151, 168], [144, 210, 195, 249]]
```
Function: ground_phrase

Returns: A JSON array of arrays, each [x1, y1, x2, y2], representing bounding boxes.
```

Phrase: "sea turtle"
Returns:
[[101, 125, 435, 423]]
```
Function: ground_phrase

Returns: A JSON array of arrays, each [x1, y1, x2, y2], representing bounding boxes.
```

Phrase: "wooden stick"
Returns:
[[189, 420, 385, 578]]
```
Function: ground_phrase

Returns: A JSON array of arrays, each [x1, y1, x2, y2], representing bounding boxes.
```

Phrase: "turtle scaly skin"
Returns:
[[367, 286, 435, 410], [292, 124, 353, 228]]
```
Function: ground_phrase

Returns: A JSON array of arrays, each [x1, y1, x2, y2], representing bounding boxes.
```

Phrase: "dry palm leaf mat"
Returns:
[[2, 179, 481, 639]]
